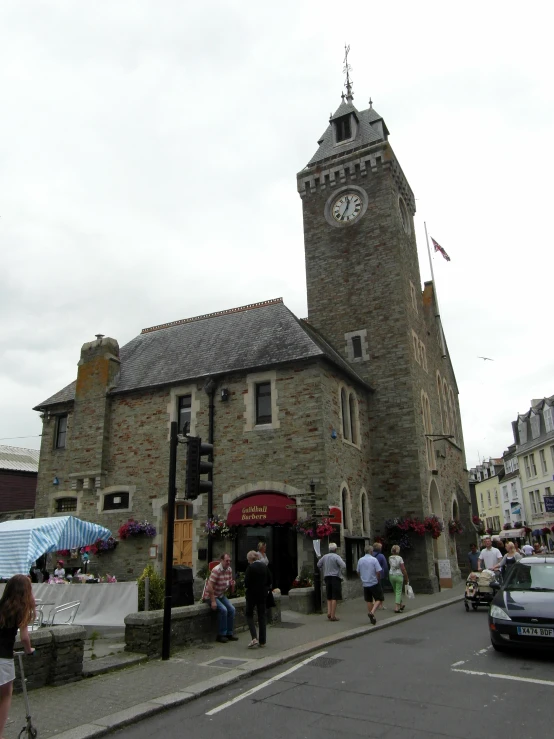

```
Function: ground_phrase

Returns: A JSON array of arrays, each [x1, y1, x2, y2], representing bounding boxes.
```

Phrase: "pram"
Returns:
[[464, 569, 499, 611]]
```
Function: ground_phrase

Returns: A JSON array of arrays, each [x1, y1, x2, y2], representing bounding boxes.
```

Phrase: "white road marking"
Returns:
[[450, 660, 465, 667], [205, 651, 328, 715], [452, 668, 554, 687]]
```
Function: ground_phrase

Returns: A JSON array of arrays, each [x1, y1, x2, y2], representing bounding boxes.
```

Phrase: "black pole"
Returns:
[[162, 421, 178, 661], [207, 385, 215, 563]]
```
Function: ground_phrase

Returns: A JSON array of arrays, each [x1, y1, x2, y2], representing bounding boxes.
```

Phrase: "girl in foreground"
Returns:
[[0, 575, 35, 738]]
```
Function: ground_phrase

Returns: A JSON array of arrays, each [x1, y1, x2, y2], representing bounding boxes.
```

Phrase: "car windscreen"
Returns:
[[503, 562, 554, 591]]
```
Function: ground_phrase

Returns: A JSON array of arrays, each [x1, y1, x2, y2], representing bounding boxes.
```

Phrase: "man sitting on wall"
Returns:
[[202, 553, 239, 643]]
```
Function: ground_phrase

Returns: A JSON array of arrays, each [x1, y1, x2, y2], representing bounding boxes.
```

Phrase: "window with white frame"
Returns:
[[421, 391, 435, 469], [530, 453, 537, 476], [545, 406, 554, 433], [540, 448, 548, 474], [524, 455, 531, 478], [511, 481, 517, 498], [480, 492, 484, 507], [503, 486, 508, 501], [244, 370, 280, 431], [494, 490, 499, 505], [487, 490, 491, 507], [339, 385, 360, 447], [504, 509, 510, 521], [530, 413, 541, 439]]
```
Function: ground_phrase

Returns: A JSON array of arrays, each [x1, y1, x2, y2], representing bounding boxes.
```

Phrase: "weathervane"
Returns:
[[343, 44, 353, 102]]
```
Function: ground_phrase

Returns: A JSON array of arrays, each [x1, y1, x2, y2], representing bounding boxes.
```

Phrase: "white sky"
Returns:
[[1, 1, 553, 469]]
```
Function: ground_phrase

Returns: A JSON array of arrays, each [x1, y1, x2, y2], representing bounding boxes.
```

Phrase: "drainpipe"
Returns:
[[205, 379, 216, 563]]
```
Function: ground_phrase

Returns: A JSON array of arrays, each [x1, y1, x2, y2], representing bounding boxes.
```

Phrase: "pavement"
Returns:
[[5, 583, 465, 739]]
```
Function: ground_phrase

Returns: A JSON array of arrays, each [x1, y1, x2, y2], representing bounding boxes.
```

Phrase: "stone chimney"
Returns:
[[70, 336, 120, 492]]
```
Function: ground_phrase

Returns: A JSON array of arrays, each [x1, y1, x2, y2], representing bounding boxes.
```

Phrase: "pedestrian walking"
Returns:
[[492, 541, 522, 579], [356, 545, 383, 624], [202, 553, 239, 643], [478, 537, 502, 571], [388, 545, 408, 613], [0, 575, 36, 739], [317, 543, 345, 621], [372, 542, 389, 609], [467, 543, 480, 572], [244, 551, 271, 648]]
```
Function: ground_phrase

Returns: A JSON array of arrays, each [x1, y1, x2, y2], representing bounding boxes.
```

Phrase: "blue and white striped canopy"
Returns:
[[0, 517, 112, 579]]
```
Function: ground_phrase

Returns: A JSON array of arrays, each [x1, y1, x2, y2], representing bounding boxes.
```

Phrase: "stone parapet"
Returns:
[[14, 625, 86, 692], [125, 595, 281, 657]]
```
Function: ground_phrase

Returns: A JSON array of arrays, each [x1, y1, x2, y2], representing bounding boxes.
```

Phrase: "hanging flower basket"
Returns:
[[524, 526, 532, 534], [542, 527, 551, 535], [513, 521, 523, 528], [471, 516, 485, 534], [423, 515, 444, 539], [448, 519, 464, 535], [486, 527, 493, 535], [80, 538, 118, 556], [204, 516, 236, 540], [502, 522, 511, 530], [293, 517, 334, 539], [118, 520, 156, 539]]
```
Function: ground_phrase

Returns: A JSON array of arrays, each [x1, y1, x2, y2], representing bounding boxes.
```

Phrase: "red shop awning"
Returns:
[[226, 494, 297, 526]]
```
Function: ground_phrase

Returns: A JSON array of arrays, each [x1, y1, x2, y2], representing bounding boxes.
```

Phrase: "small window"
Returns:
[[255, 382, 272, 425], [55, 415, 68, 449], [103, 492, 130, 511], [399, 197, 410, 234], [351, 335, 362, 359], [341, 388, 349, 440], [335, 115, 352, 143], [56, 497, 77, 513], [530, 413, 541, 439], [178, 395, 192, 435]]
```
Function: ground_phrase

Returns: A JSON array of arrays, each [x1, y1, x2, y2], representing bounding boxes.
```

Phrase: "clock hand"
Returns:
[[342, 197, 350, 217]]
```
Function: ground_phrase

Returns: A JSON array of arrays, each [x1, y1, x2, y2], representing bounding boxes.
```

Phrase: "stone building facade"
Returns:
[[33, 81, 472, 592]]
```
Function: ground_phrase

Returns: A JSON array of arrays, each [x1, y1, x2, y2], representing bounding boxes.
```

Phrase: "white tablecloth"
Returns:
[[0, 582, 138, 627]]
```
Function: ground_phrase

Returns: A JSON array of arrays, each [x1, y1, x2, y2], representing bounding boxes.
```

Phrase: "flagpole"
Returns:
[[424, 221, 447, 359]]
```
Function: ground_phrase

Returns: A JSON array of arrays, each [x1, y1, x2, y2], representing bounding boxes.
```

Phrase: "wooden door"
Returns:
[[173, 520, 193, 565]]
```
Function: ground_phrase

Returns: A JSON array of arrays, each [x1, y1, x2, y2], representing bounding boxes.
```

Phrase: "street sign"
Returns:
[[544, 496, 554, 513]]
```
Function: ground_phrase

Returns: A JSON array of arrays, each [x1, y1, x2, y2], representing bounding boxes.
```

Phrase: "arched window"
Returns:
[[442, 379, 450, 435], [360, 491, 370, 537], [341, 388, 350, 441], [421, 391, 435, 470], [341, 487, 352, 532], [349, 393, 357, 445], [452, 499, 459, 521], [448, 388, 458, 446], [436, 372, 444, 434]]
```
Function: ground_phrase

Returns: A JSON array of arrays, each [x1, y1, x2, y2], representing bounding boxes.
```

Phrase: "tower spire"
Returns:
[[343, 44, 353, 103]]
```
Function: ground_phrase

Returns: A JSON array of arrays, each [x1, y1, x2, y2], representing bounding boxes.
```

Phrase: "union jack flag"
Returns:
[[431, 237, 450, 262]]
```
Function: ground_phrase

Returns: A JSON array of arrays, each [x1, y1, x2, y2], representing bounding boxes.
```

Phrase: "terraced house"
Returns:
[[33, 78, 472, 593]]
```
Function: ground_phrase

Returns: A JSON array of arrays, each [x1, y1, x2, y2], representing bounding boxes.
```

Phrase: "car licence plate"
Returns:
[[517, 627, 554, 637]]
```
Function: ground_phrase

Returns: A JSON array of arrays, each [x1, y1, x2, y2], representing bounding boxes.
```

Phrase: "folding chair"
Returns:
[[44, 601, 81, 626]]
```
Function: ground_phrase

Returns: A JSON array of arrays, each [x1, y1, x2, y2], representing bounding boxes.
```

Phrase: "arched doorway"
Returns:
[[429, 480, 452, 587]]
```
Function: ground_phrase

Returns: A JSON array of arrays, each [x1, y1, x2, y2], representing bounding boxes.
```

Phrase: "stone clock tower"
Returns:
[[298, 79, 467, 591]]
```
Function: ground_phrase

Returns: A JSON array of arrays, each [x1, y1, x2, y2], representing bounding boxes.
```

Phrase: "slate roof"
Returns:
[[308, 102, 389, 167], [0, 445, 39, 473], [35, 299, 370, 409]]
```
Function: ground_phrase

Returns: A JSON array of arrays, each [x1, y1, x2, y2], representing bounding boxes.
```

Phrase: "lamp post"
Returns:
[[310, 479, 322, 614]]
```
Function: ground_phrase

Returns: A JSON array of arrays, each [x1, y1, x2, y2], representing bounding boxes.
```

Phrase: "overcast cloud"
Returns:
[[1, 1, 553, 469]]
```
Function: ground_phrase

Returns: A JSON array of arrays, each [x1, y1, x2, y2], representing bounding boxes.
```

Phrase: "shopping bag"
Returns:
[[405, 583, 415, 599]]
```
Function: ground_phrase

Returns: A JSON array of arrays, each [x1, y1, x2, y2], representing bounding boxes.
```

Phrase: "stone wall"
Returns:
[[125, 595, 281, 657], [13, 625, 86, 692]]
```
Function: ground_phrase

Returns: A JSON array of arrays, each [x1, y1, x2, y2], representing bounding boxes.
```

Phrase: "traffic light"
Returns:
[[185, 436, 213, 500]]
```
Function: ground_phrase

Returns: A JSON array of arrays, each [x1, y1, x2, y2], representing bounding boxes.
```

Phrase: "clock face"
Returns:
[[332, 192, 363, 223]]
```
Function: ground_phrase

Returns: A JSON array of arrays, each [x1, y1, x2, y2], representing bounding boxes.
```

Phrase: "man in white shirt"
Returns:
[[521, 543, 534, 556], [478, 537, 502, 571]]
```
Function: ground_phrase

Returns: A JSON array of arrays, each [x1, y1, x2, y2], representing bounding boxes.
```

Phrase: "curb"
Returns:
[[49, 593, 463, 739]]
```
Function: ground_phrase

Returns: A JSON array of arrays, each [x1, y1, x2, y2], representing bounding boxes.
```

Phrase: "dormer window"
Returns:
[[335, 115, 352, 143]]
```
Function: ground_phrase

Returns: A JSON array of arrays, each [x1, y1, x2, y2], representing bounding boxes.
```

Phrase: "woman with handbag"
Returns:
[[388, 545, 409, 613]]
